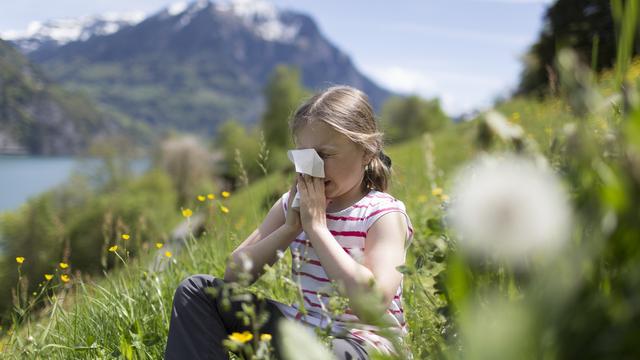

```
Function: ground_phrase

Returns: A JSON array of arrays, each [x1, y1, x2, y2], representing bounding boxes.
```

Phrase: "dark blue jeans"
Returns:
[[164, 275, 286, 360]]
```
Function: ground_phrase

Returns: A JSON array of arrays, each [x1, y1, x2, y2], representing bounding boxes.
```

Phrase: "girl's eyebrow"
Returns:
[[316, 145, 336, 151], [294, 145, 337, 151]]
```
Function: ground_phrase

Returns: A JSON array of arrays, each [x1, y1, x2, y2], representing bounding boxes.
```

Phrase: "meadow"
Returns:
[[2, 46, 640, 359]]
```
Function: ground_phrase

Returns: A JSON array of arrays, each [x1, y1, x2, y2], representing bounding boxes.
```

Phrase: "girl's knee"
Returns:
[[331, 338, 369, 360], [174, 274, 224, 303]]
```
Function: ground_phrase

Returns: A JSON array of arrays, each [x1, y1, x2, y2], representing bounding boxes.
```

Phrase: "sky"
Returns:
[[0, 0, 554, 116]]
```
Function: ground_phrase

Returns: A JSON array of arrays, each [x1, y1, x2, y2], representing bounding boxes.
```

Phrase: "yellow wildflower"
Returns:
[[60, 274, 70, 283], [207, 193, 215, 200], [109, 245, 119, 252], [155, 242, 164, 249], [220, 206, 229, 214], [182, 208, 193, 218], [165, 251, 173, 258], [16, 257, 25, 264], [260, 333, 272, 342], [197, 195, 206, 202], [121, 234, 130, 240], [221, 191, 231, 198], [44, 274, 54, 281], [431, 187, 443, 196], [441, 194, 450, 202], [229, 331, 253, 343], [59, 262, 69, 269]]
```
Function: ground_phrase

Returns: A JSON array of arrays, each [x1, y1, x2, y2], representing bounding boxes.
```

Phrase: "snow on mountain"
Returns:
[[219, 0, 299, 42], [2, 11, 145, 52], [4, 0, 301, 53], [170, 0, 212, 30], [161, 0, 300, 42], [168, 2, 190, 16]]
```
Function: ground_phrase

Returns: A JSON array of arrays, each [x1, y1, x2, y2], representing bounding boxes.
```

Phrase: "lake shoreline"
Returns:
[[0, 156, 149, 213]]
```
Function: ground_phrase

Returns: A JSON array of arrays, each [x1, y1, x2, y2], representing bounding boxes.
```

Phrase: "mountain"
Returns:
[[3, 12, 145, 54], [0, 38, 120, 155], [6, 0, 392, 135]]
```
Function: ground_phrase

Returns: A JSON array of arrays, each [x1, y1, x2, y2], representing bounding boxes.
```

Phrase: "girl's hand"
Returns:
[[284, 179, 302, 234], [297, 174, 331, 233]]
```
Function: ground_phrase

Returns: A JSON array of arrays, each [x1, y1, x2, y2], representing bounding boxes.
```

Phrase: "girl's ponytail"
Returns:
[[362, 151, 392, 192]]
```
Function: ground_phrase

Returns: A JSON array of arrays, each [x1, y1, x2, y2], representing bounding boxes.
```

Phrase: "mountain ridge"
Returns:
[[6, 0, 392, 135], [0, 39, 122, 155]]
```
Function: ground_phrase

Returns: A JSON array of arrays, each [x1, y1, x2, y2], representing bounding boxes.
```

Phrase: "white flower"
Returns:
[[448, 154, 572, 266], [485, 111, 524, 141], [279, 320, 334, 360], [238, 252, 253, 273]]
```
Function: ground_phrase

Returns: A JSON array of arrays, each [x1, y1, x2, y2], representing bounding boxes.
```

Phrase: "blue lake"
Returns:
[[0, 156, 148, 213], [0, 156, 78, 213]]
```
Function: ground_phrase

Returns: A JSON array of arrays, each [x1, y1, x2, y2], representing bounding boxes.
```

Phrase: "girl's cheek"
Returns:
[[322, 160, 331, 173]]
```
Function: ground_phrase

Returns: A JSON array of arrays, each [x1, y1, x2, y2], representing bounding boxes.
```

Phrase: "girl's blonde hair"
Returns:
[[290, 85, 392, 192]]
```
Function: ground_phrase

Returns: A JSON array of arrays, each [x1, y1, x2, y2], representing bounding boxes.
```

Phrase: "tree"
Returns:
[[261, 66, 306, 151], [518, 0, 640, 95], [380, 95, 449, 143], [215, 119, 262, 188], [158, 135, 213, 206]]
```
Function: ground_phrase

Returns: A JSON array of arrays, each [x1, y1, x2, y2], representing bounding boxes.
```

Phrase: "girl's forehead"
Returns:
[[294, 121, 349, 149]]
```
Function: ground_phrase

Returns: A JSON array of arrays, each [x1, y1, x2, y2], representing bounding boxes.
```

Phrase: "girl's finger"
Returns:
[[298, 173, 308, 192], [287, 180, 297, 207], [304, 174, 314, 191], [307, 175, 315, 191], [310, 176, 321, 191]]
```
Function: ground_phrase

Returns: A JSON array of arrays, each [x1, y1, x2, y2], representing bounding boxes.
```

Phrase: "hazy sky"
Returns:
[[0, 0, 553, 115]]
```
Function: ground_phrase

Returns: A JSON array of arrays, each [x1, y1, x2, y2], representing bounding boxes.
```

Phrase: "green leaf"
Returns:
[[426, 218, 445, 233], [278, 319, 334, 360], [396, 265, 414, 275]]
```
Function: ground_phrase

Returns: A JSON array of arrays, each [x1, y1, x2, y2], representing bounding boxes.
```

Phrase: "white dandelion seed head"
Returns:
[[238, 252, 253, 273], [448, 154, 572, 266], [485, 111, 524, 141]]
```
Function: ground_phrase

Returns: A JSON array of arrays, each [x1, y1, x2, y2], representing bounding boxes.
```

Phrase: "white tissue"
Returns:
[[287, 149, 325, 208]]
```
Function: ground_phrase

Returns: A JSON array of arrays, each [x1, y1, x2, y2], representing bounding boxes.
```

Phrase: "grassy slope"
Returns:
[[1, 134, 456, 358], [6, 58, 639, 357]]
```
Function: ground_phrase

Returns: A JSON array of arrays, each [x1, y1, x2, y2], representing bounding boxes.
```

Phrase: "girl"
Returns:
[[165, 86, 414, 359]]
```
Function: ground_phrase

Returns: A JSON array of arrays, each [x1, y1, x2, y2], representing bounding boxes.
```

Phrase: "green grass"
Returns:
[[0, 130, 459, 358], [4, 57, 640, 359]]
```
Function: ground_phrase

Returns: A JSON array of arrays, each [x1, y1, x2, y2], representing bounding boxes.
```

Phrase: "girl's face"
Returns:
[[295, 121, 371, 205]]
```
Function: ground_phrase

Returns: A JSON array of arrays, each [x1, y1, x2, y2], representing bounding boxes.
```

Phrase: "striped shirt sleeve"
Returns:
[[364, 197, 414, 248]]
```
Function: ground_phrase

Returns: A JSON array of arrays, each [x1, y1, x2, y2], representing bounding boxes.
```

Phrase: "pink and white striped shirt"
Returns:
[[274, 189, 414, 353]]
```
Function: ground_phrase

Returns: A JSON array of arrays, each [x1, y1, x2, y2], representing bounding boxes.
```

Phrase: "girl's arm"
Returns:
[[299, 174, 407, 314], [307, 212, 407, 310], [224, 184, 302, 284]]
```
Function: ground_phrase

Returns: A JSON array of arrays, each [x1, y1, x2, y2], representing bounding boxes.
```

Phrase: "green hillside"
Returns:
[[0, 96, 575, 358], [0, 39, 127, 155], [2, 51, 640, 358]]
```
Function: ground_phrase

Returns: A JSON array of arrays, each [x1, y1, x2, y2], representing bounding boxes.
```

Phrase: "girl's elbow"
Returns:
[[223, 252, 243, 283], [224, 252, 260, 285], [223, 261, 237, 282]]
